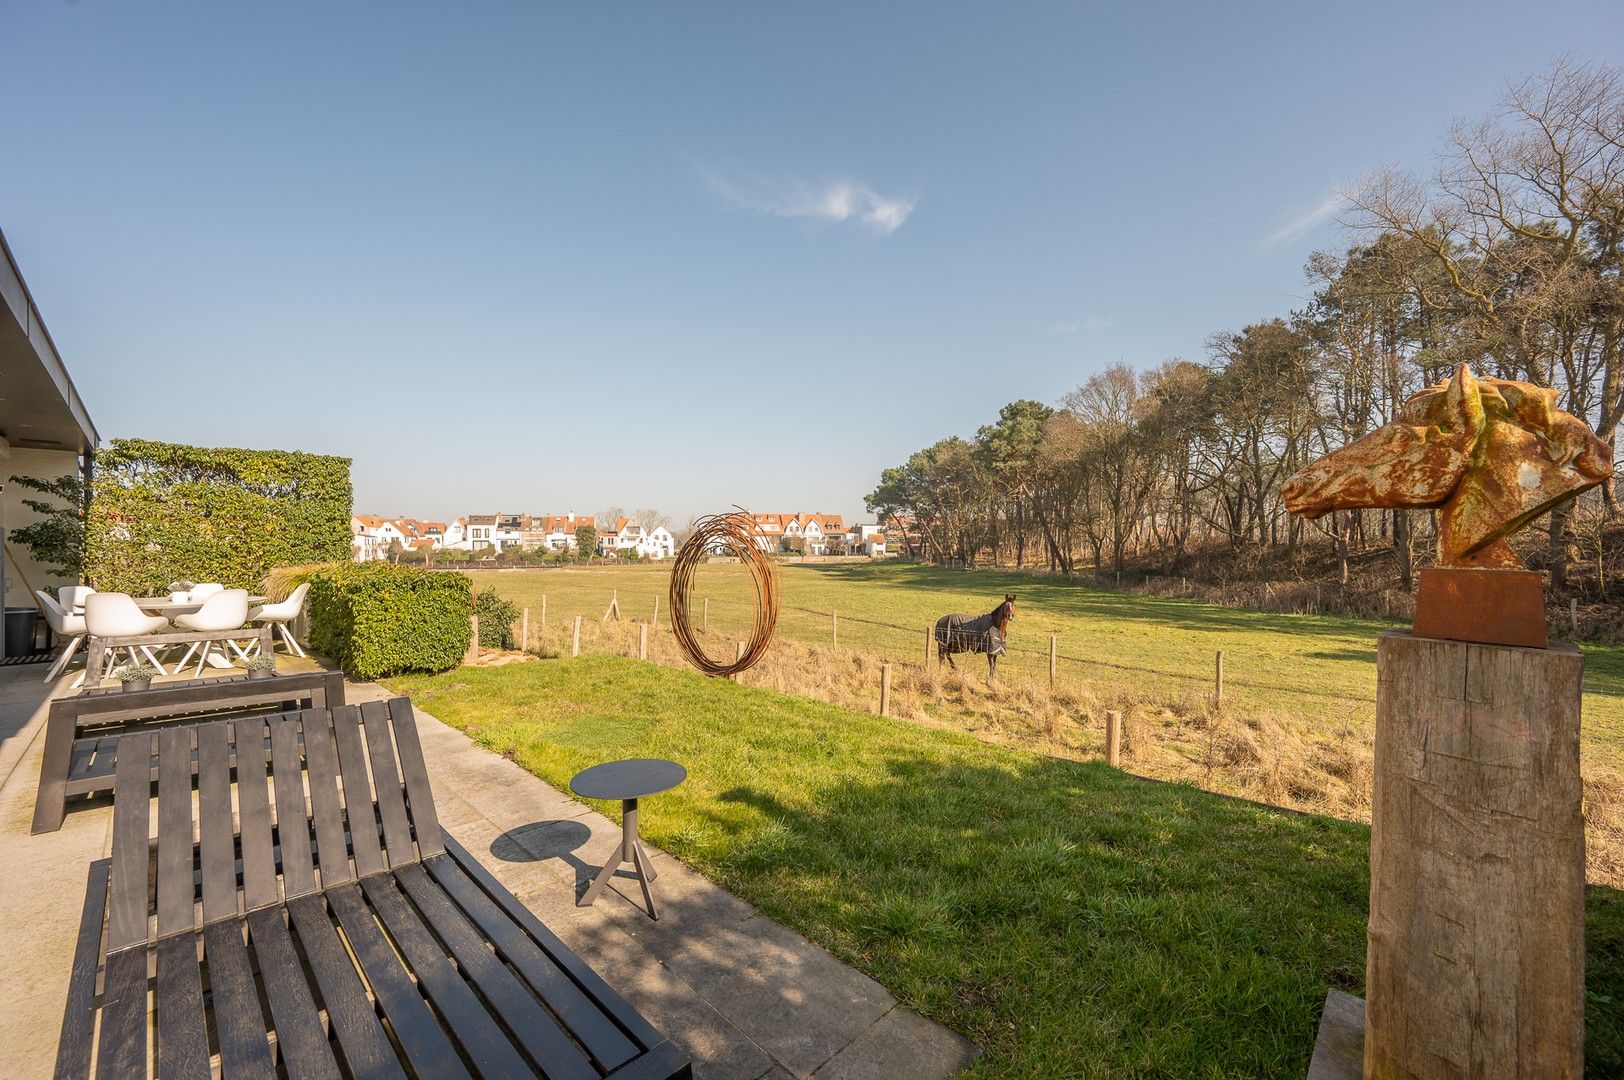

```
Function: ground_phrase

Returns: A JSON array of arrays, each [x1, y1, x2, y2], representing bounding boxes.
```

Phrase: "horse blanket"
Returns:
[[935, 612, 1007, 658]]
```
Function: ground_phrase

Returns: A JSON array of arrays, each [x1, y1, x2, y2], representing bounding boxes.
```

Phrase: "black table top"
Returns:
[[570, 758, 687, 801]]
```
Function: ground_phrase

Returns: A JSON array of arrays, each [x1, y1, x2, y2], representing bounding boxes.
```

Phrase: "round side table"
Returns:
[[570, 758, 687, 919]]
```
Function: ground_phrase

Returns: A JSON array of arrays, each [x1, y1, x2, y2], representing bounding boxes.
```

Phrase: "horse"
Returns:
[[935, 595, 1015, 678], [1283, 363, 1612, 568]]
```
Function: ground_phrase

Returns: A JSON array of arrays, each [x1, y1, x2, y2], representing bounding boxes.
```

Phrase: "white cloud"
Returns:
[[1262, 191, 1343, 248], [705, 171, 917, 235]]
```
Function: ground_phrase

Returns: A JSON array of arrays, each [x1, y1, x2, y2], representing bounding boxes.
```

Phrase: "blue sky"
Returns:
[[5, 2, 1622, 524]]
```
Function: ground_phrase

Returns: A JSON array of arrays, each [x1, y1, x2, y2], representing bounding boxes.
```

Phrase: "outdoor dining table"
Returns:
[[75, 594, 273, 682], [70, 594, 269, 615]]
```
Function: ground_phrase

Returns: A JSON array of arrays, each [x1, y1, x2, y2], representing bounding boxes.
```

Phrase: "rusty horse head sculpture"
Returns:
[[1283, 364, 1613, 569]]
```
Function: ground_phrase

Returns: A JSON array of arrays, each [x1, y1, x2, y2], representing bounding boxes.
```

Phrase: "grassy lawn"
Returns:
[[387, 656, 1624, 1078], [464, 561, 1624, 758]]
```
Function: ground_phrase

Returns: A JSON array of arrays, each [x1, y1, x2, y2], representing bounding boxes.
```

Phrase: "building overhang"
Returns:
[[0, 228, 99, 457]]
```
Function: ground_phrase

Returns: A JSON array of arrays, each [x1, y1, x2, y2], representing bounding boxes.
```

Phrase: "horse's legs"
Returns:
[[987, 654, 997, 680], [945, 652, 956, 671]]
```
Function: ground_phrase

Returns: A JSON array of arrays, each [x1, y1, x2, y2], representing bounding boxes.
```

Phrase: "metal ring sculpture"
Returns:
[[669, 510, 780, 677]]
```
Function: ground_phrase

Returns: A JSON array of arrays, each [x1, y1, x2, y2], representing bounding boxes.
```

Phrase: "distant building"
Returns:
[[746, 512, 846, 554], [597, 517, 675, 559]]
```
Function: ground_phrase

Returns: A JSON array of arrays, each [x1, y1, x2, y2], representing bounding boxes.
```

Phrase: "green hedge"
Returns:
[[474, 588, 517, 649], [85, 439, 352, 594], [306, 562, 471, 680]]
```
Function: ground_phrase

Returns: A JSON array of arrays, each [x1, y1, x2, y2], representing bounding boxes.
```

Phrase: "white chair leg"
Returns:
[[278, 622, 306, 658], [139, 646, 168, 674], [194, 641, 210, 678], [44, 635, 83, 682], [174, 642, 200, 672], [226, 638, 254, 663]]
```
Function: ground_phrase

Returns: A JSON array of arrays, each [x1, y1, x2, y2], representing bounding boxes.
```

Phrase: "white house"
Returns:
[[847, 523, 888, 556], [351, 515, 416, 561], [539, 513, 594, 551], [747, 512, 844, 554], [597, 517, 675, 559]]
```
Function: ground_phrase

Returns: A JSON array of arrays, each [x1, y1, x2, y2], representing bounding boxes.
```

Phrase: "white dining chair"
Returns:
[[189, 583, 225, 600], [37, 591, 87, 683], [81, 593, 172, 687], [171, 589, 251, 676], [247, 582, 310, 658], [58, 585, 96, 612]]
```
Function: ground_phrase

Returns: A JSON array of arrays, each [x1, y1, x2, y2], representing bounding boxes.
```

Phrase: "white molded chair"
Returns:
[[81, 593, 172, 687], [189, 583, 225, 600], [248, 582, 310, 658], [171, 589, 251, 676], [37, 591, 87, 683], [58, 585, 96, 612]]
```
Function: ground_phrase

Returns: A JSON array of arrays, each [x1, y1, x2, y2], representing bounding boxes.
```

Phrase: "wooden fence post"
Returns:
[[651, 596, 659, 630], [1214, 650, 1224, 710], [1105, 709, 1121, 767], [639, 622, 648, 661], [467, 616, 480, 663], [540, 595, 547, 638], [832, 610, 838, 648], [603, 590, 619, 621], [731, 640, 745, 682], [521, 607, 529, 651], [1049, 635, 1057, 689], [879, 663, 892, 717], [572, 615, 582, 657]]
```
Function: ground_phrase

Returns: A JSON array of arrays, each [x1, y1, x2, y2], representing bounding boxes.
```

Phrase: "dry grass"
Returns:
[[545, 615, 1624, 887]]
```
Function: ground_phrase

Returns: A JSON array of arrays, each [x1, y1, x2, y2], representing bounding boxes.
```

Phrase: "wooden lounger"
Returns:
[[55, 698, 692, 1079]]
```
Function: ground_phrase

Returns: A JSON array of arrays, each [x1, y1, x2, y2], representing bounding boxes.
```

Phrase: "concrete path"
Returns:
[[0, 665, 977, 1079]]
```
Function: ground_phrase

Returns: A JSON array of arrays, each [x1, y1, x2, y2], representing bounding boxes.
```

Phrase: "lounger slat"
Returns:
[[387, 698, 444, 858], [271, 717, 317, 898], [234, 717, 279, 909], [107, 733, 153, 952], [53, 860, 109, 1080], [328, 884, 471, 1079], [426, 852, 641, 1071], [155, 934, 209, 1079], [95, 947, 148, 1080], [196, 724, 238, 923], [359, 874, 538, 1078], [360, 699, 416, 867], [201, 920, 276, 1079], [394, 863, 600, 1079], [156, 728, 196, 938], [440, 831, 664, 1047], [330, 705, 386, 878], [301, 711, 354, 887], [246, 907, 341, 1079], [286, 894, 406, 1079]]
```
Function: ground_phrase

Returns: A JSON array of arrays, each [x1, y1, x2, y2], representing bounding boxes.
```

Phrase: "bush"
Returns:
[[304, 562, 470, 680], [85, 439, 352, 593], [473, 588, 517, 649]]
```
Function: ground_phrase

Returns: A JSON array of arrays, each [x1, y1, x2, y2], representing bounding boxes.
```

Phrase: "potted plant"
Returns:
[[244, 654, 278, 680], [113, 664, 159, 692], [166, 579, 196, 603]]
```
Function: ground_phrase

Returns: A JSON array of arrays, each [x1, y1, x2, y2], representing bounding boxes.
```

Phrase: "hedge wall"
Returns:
[[84, 439, 353, 594], [305, 562, 471, 680]]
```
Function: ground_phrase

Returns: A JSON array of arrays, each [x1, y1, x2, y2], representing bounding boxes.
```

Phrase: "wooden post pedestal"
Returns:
[[1367, 632, 1584, 1078]]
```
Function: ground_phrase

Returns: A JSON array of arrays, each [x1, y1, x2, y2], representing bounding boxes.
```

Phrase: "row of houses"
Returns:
[[350, 513, 675, 560], [351, 510, 890, 562]]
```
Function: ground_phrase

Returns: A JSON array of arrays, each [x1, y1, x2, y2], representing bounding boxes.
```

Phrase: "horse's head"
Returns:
[[1284, 363, 1613, 567], [1283, 364, 1482, 521], [992, 594, 1016, 629]]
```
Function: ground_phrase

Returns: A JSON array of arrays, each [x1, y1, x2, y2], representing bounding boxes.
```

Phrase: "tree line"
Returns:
[[867, 59, 1624, 595]]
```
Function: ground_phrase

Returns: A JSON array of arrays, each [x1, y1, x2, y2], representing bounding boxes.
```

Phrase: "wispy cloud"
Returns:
[[1262, 191, 1344, 248], [704, 170, 917, 235]]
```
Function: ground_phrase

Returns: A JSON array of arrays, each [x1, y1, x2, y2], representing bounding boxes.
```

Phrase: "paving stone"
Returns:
[[1306, 990, 1364, 1080], [593, 952, 776, 1080], [811, 1007, 980, 1080]]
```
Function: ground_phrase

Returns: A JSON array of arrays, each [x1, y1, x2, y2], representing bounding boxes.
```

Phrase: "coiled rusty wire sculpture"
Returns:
[[669, 510, 780, 677]]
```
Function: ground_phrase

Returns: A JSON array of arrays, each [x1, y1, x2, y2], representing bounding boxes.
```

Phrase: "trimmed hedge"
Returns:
[[306, 562, 471, 680], [85, 439, 352, 594], [474, 588, 517, 649]]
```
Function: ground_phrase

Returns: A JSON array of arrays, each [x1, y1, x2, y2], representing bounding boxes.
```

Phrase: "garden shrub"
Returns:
[[473, 587, 517, 649], [85, 439, 352, 593], [305, 562, 471, 680]]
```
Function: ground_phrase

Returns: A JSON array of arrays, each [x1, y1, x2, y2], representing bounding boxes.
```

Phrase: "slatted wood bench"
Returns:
[[32, 670, 346, 834], [55, 698, 692, 1079]]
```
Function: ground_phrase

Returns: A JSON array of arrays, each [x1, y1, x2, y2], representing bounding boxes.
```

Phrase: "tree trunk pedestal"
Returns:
[[1357, 631, 1585, 1078]]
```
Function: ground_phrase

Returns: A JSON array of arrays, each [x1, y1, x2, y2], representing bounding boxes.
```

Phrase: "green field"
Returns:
[[464, 561, 1624, 759], [387, 655, 1624, 1078]]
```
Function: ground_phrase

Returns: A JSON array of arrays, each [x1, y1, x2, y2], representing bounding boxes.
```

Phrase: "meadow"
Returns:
[[386, 655, 1624, 1077], [463, 561, 1624, 884]]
